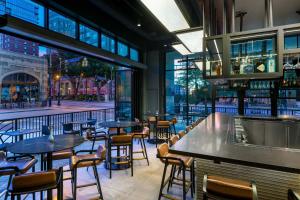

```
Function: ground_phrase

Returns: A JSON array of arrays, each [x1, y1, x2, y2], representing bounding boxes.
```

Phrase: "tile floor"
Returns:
[[0, 137, 194, 200]]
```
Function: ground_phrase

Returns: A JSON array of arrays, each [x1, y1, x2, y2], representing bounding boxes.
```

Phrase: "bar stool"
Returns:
[[157, 143, 194, 200], [156, 121, 171, 147], [108, 127, 126, 135], [86, 129, 108, 151], [70, 145, 106, 200], [81, 118, 97, 134], [0, 152, 37, 200], [131, 127, 150, 165], [203, 174, 258, 200], [147, 116, 157, 138], [108, 135, 133, 178], [9, 167, 63, 200], [178, 130, 186, 139], [186, 125, 192, 133], [169, 135, 179, 147]]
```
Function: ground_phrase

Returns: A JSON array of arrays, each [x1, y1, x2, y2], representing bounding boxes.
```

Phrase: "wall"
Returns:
[[142, 50, 164, 114]]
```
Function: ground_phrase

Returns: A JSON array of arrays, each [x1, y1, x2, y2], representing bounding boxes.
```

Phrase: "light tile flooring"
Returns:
[[1, 138, 194, 200]]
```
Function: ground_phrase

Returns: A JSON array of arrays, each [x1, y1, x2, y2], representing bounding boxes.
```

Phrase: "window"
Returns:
[[130, 48, 139, 61], [101, 34, 115, 53], [117, 42, 128, 57], [285, 34, 299, 49], [0, 0, 44, 27], [48, 9, 76, 38], [166, 51, 211, 127], [79, 24, 98, 47]]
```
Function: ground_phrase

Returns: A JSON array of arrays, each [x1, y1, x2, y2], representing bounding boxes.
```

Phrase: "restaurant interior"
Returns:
[[1, 0, 300, 199]]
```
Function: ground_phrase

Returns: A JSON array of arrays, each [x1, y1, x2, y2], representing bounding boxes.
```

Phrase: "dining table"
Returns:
[[1, 129, 40, 142], [99, 121, 139, 170], [8, 134, 84, 199]]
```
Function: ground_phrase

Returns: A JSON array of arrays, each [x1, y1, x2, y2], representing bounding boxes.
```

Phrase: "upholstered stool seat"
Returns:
[[131, 127, 150, 165]]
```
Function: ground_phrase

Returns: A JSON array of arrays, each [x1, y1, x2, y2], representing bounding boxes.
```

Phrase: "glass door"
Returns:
[[115, 67, 133, 120]]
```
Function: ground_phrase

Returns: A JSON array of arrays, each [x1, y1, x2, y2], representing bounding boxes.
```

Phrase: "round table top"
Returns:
[[7, 135, 84, 154], [99, 121, 139, 128]]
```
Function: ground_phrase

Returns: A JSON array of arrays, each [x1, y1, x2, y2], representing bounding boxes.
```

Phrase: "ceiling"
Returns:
[[36, 0, 203, 51]]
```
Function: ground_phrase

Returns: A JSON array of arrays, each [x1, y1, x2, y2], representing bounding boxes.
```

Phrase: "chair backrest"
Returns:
[[87, 118, 97, 126], [63, 123, 73, 132], [111, 135, 132, 144], [108, 128, 126, 135], [171, 117, 177, 124], [169, 135, 179, 146], [42, 125, 50, 136], [148, 116, 156, 123], [178, 130, 186, 139], [157, 143, 169, 158], [96, 145, 106, 160], [157, 121, 170, 127], [203, 175, 256, 200]]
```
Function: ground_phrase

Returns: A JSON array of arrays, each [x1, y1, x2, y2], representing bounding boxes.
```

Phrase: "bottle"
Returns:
[[48, 126, 54, 143]]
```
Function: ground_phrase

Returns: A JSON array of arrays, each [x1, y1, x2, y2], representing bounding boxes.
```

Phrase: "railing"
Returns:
[[0, 108, 115, 142]]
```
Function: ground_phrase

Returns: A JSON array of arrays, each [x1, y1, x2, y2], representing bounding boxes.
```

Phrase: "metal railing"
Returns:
[[0, 108, 115, 142]]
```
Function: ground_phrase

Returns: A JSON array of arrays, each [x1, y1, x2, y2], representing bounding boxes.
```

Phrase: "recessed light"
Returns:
[[137, 23, 141, 27], [164, 44, 167, 47]]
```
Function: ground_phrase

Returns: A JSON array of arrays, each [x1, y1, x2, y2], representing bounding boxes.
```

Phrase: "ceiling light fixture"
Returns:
[[176, 29, 203, 53], [172, 44, 191, 55], [140, 0, 190, 32]]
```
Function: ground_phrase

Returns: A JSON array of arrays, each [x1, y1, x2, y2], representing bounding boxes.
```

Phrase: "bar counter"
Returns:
[[170, 113, 300, 199]]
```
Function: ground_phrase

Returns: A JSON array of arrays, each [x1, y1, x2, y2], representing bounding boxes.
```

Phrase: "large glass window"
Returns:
[[101, 34, 115, 53], [48, 9, 76, 38], [166, 51, 211, 128], [117, 42, 128, 57], [130, 48, 138, 61], [79, 24, 98, 47], [0, 0, 44, 26]]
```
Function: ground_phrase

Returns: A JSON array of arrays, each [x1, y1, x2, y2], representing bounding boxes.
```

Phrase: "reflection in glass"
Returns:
[[101, 34, 115, 53], [79, 24, 98, 47], [130, 48, 139, 61], [117, 42, 128, 57], [230, 36, 277, 75], [0, 0, 45, 26], [49, 9, 76, 38], [206, 38, 223, 76]]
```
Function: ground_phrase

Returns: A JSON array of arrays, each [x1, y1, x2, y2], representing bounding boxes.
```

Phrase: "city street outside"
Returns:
[[0, 100, 114, 120]]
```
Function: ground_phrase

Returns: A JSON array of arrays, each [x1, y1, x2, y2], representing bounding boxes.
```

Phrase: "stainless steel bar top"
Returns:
[[170, 112, 300, 173]]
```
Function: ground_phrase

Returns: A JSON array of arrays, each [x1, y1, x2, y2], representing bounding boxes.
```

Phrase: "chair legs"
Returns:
[[92, 165, 103, 199], [4, 175, 12, 200], [158, 163, 194, 200], [158, 162, 168, 200], [72, 166, 104, 200]]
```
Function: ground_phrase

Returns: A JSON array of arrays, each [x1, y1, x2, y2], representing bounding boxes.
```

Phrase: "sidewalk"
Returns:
[[0, 100, 115, 120]]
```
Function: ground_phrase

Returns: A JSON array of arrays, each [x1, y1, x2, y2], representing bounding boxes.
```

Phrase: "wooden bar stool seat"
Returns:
[[178, 130, 186, 139], [203, 175, 258, 200], [131, 127, 150, 165]]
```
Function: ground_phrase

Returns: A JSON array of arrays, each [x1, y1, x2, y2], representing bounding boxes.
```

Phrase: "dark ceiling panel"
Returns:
[[35, 0, 202, 51]]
